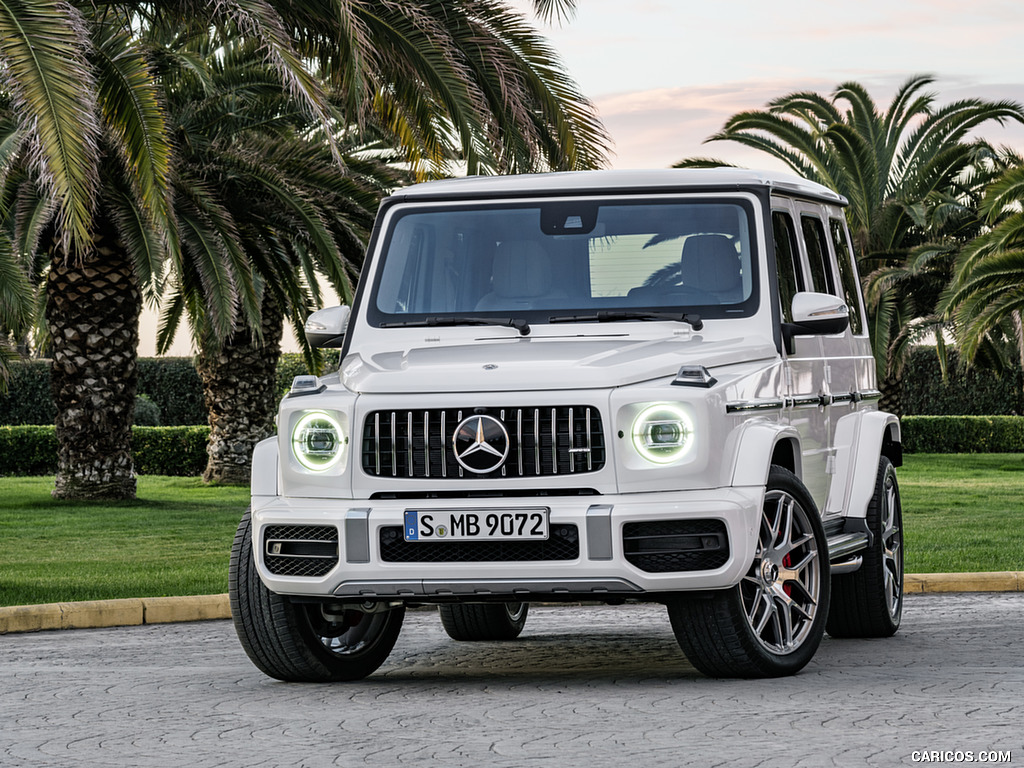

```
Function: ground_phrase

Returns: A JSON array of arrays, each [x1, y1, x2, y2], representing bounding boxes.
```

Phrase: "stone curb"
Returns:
[[2, 573, 1022, 635]]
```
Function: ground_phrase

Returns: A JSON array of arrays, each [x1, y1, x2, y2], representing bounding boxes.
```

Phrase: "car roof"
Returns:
[[389, 168, 848, 206]]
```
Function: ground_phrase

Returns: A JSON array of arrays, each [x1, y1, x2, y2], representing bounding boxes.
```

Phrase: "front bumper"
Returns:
[[251, 487, 764, 600]]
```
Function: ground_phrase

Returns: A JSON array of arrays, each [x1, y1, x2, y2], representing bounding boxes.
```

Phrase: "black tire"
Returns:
[[667, 466, 830, 678], [439, 602, 529, 641], [229, 510, 404, 682], [827, 457, 904, 638]]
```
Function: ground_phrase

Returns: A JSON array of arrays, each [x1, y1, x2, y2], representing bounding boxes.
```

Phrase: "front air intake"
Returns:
[[263, 525, 339, 578], [623, 520, 729, 573]]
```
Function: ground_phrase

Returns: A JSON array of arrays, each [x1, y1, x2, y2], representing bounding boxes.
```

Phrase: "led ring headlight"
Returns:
[[631, 404, 693, 464], [292, 411, 345, 471]]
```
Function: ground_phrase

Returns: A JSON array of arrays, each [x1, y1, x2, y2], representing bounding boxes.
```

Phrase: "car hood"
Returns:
[[341, 332, 778, 393]]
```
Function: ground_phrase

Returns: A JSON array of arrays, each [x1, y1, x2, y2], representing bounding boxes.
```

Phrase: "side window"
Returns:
[[830, 218, 865, 335], [772, 211, 804, 322], [801, 216, 836, 296]]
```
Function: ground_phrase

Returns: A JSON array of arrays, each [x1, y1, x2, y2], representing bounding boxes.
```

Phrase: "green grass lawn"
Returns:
[[0, 477, 247, 607], [1, 454, 1022, 607], [900, 453, 1024, 573]]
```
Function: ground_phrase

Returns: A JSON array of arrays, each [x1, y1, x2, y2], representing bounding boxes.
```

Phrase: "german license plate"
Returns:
[[403, 509, 549, 542]]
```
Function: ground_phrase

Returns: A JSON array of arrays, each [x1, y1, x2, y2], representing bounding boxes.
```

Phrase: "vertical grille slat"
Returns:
[[361, 406, 605, 480]]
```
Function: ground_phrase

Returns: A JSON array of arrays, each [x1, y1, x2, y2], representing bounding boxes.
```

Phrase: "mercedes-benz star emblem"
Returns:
[[452, 415, 510, 474]]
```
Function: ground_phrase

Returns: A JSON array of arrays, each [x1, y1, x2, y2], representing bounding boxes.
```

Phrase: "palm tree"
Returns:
[[153, 34, 406, 484], [943, 156, 1024, 374], [675, 75, 1024, 414], [0, 0, 605, 499]]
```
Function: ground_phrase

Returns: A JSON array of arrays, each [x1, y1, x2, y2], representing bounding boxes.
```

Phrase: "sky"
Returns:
[[141, 0, 1024, 356]]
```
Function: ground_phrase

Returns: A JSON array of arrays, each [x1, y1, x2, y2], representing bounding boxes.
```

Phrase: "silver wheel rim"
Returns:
[[881, 471, 903, 620], [310, 608, 390, 657], [741, 489, 822, 655], [505, 603, 527, 623]]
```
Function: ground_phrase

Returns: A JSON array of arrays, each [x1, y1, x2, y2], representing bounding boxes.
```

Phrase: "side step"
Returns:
[[827, 531, 870, 575]]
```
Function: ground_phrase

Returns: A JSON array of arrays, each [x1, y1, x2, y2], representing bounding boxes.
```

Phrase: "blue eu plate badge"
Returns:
[[404, 511, 419, 541]]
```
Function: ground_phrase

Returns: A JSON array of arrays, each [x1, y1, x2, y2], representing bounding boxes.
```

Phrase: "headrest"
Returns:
[[680, 234, 742, 294], [492, 241, 553, 299]]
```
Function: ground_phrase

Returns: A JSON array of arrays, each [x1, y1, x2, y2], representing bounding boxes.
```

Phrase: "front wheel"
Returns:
[[229, 510, 405, 682], [667, 466, 830, 677], [439, 602, 529, 641]]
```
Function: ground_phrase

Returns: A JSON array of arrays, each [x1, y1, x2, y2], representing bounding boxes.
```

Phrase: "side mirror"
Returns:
[[782, 292, 849, 353], [304, 305, 351, 348]]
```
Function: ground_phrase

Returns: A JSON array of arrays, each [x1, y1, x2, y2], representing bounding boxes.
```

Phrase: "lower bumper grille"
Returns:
[[264, 525, 339, 578], [378, 524, 579, 563], [623, 520, 729, 573]]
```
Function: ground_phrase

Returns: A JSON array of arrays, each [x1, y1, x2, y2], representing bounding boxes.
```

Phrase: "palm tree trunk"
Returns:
[[47, 220, 140, 500], [196, 294, 284, 485], [878, 370, 903, 418]]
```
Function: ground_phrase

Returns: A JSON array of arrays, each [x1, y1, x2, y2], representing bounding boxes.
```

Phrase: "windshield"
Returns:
[[367, 198, 758, 327]]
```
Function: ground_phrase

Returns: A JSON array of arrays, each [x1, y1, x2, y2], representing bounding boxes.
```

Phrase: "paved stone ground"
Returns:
[[2, 594, 1022, 768]]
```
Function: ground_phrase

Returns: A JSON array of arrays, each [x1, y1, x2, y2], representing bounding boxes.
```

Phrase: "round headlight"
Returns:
[[292, 411, 345, 471], [631, 404, 693, 464]]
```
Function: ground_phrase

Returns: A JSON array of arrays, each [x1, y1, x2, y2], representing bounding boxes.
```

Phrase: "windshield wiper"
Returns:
[[548, 311, 703, 331], [380, 316, 531, 336]]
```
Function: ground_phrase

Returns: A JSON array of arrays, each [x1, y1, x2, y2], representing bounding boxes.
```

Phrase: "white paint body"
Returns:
[[252, 169, 900, 601]]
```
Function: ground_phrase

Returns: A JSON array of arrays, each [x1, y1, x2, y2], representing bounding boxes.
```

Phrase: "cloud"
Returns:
[[595, 77, 1024, 170]]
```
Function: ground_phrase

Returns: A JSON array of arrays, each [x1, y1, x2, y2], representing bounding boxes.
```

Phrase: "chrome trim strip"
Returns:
[[441, 411, 447, 478], [788, 395, 823, 408], [534, 408, 541, 475], [586, 407, 593, 471], [551, 407, 557, 475], [517, 409, 523, 476], [726, 399, 785, 413], [407, 411, 414, 477], [860, 389, 882, 401], [374, 413, 381, 475], [569, 408, 575, 473], [424, 411, 430, 477], [390, 412, 397, 477]]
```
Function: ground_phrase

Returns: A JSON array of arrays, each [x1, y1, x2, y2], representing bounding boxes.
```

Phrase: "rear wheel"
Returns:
[[439, 602, 529, 641], [667, 466, 830, 677], [827, 456, 904, 638], [229, 510, 404, 682]]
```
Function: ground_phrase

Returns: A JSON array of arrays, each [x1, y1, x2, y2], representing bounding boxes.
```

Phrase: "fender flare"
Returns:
[[825, 410, 901, 518], [251, 436, 280, 500], [730, 421, 802, 487]]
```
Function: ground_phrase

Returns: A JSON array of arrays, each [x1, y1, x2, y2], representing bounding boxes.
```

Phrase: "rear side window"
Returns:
[[830, 218, 864, 335], [772, 211, 804, 322], [801, 216, 836, 296]]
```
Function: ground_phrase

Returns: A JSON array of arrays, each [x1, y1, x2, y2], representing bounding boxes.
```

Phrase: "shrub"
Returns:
[[902, 416, 1024, 453], [0, 425, 210, 476], [0, 426, 59, 475], [1, 353, 344, 427], [136, 358, 206, 425], [132, 426, 210, 476], [0, 360, 53, 425], [901, 348, 1024, 416], [133, 394, 162, 426]]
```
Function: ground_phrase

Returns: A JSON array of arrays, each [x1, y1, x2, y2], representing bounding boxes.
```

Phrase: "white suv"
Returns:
[[229, 168, 905, 680]]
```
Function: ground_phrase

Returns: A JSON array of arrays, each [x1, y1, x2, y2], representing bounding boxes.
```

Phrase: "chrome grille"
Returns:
[[361, 406, 605, 479]]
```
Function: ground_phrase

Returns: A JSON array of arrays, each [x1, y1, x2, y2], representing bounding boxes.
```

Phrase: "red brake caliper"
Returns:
[[782, 554, 793, 596]]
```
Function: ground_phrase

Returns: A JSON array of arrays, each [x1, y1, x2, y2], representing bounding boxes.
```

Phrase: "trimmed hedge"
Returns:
[[0, 425, 59, 475], [0, 351, 342, 426], [902, 416, 1024, 454], [0, 425, 211, 477], [902, 347, 1024, 416]]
